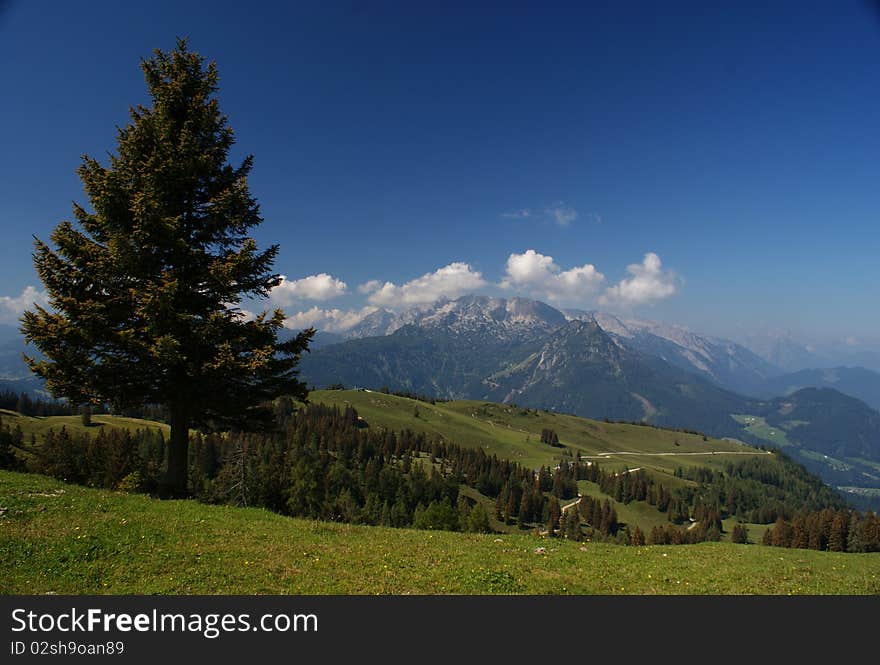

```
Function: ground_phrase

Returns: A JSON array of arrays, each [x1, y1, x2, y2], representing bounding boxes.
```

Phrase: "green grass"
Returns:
[[576, 480, 671, 531], [799, 449, 851, 471], [1, 471, 877, 595], [315, 391, 769, 474], [731, 414, 794, 447], [0, 409, 168, 445]]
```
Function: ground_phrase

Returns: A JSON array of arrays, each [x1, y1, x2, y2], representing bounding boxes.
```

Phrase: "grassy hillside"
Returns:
[[0, 409, 168, 445], [1, 471, 877, 595], [311, 389, 768, 475], [1, 392, 848, 535]]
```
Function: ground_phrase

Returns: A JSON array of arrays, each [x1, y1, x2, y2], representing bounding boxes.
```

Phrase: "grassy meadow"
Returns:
[[1, 471, 877, 595], [0, 408, 168, 445], [313, 390, 768, 474]]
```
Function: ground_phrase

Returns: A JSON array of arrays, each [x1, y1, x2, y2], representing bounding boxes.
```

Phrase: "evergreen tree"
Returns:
[[0, 422, 23, 471], [730, 522, 749, 544], [20, 40, 312, 496], [466, 503, 492, 533], [563, 509, 583, 541], [546, 498, 562, 534], [828, 512, 849, 552], [630, 525, 646, 546], [846, 512, 863, 553]]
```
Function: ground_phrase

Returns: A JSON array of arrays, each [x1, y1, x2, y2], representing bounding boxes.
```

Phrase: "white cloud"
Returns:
[[500, 249, 604, 305], [599, 252, 676, 308], [283, 306, 379, 333], [360, 262, 487, 307], [546, 204, 578, 227], [0, 286, 50, 324], [357, 280, 383, 295], [269, 273, 348, 306]]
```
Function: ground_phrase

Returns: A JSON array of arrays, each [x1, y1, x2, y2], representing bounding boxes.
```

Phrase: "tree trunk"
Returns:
[[166, 405, 190, 498]]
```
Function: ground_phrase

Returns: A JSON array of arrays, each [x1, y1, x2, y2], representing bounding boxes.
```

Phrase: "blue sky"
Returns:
[[1, 1, 879, 344]]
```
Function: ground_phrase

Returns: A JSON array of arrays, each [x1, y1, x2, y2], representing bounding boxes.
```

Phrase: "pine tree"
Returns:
[[846, 512, 863, 553], [828, 511, 849, 552], [20, 40, 312, 496], [630, 525, 646, 546], [730, 522, 749, 544], [546, 498, 562, 534], [466, 503, 492, 533]]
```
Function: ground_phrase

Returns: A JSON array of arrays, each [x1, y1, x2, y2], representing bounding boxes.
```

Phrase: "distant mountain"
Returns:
[[759, 366, 880, 411], [385, 295, 567, 343], [299, 295, 573, 396], [842, 350, 880, 374], [755, 387, 880, 461], [745, 388, 880, 493], [0, 324, 23, 345], [0, 331, 47, 397], [301, 299, 745, 435], [341, 308, 396, 339], [743, 331, 824, 372], [298, 295, 880, 496], [482, 318, 747, 433], [738, 330, 880, 373], [564, 311, 780, 396], [0, 335, 32, 381]]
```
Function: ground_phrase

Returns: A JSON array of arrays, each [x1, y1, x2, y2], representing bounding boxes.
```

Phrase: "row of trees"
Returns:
[[5, 395, 874, 549], [8, 404, 552, 534], [0, 391, 76, 417], [761, 509, 880, 553]]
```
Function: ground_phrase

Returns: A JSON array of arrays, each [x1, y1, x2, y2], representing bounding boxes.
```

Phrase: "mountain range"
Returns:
[[3, 297, 880, 497], [295, 295, 880, 496]]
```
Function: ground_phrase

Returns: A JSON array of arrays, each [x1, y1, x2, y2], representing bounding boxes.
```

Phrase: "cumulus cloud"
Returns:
[[500, 250, 604, 305], [269, 273, 348, 306], [599, 252, 676, 308], [360, 262, 487, 307], [283, 306, 380, 333], [0, 286, 50, 324], [357, 280, 383, 295]]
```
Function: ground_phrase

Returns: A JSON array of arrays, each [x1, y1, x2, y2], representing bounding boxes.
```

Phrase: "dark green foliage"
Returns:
[[546, 498, 561, 535], [413, 498, 460, 531], [464, 502, 492, 533], [0, 415, 26, 471], [562, 508, 583, 541], [731, 523, 750, 544], [31, 426, 166, 492], [0, 390, 76, 416], [763, 509, 880, 553], [19, 40, 312, 496], [630, 526, 646, 546], [540, 428, 561, 447], [666, 453, 845, 523]]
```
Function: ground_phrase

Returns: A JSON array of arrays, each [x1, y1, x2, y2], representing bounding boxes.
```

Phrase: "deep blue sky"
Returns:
[[1, 1, 879, 343]]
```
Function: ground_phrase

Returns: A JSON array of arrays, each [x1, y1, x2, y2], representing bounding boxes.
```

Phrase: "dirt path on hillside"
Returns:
[[579, 450, 772, 459], [561, 496, 581, 513]]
